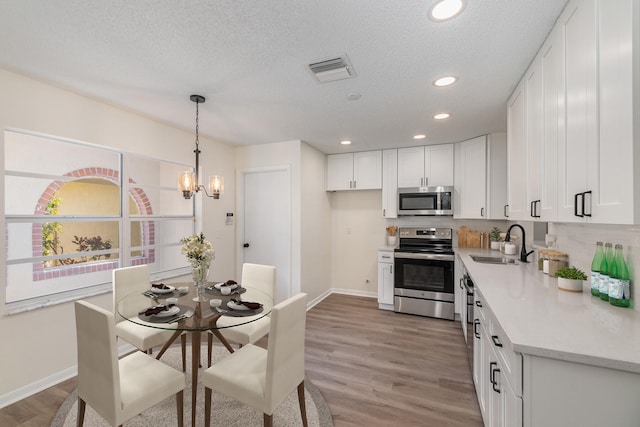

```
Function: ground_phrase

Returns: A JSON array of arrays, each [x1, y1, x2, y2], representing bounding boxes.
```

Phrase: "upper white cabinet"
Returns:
[[556, 0, 598, 222], [381, 149, 398, 218], [507, 82, 527, 221], [326, 150, 382, 191], [508, 0, 640, 225], [455, 134, 508, 220], [397, 144, 454, 188]]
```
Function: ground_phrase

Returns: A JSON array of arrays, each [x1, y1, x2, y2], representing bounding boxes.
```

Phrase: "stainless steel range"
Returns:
[[394, 227, 455, 320]]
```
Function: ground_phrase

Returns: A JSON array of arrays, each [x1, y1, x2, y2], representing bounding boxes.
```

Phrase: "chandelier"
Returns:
[[178, 94, 224, 199]]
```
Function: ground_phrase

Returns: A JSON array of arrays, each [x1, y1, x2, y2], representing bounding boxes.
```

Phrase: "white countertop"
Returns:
[[457, 248, 640, 374]]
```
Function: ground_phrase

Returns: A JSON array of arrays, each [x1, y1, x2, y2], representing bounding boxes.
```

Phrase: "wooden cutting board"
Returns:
[[457, 226, 468, 247], [467, 230, 481, 248]]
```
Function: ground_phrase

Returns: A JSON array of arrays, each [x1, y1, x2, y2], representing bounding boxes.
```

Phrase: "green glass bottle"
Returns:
[[599, 243, 613, 301], [590, 241, 604, 297], [609, 244, 631, 308]]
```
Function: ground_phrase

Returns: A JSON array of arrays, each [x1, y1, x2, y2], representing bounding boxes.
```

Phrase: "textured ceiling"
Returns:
[[0, 1, 568, 154]]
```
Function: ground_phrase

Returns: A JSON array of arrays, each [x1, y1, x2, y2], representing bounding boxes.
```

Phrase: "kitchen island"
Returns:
[[457, 248, 640, 427]]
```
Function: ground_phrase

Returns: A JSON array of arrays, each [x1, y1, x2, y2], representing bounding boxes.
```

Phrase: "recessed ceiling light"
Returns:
[[340, 140, 352, 145], [413, 134, 427, 140], [429, 0, 466, 22], [434, 113, 451, 120], [433, 76, 457, 87]]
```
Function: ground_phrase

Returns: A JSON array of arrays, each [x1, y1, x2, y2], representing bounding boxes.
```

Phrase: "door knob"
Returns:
[[243, 243, 250, 248]]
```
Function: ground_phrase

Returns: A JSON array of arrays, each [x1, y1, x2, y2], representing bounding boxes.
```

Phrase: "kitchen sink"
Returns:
[[470, 255, 518, 265]]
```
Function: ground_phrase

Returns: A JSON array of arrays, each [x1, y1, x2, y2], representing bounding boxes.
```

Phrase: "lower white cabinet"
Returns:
[[377, 250, 394, 310], [474, 289, 522, 427]]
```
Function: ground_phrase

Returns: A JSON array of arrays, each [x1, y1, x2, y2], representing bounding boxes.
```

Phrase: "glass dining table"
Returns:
[[116, 281, 273, 427]]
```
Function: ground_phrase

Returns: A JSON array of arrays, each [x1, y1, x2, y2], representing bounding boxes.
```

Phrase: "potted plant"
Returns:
[[555, 266, 588, 292], [489, 227, 502, 250], [386, 225, 398, 246]]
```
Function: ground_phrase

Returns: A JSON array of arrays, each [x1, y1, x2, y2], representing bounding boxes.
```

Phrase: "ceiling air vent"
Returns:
[[308, 55, 355, 83]]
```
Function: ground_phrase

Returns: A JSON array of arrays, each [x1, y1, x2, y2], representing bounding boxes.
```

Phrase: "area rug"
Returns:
[[51, 345, 333, 426]]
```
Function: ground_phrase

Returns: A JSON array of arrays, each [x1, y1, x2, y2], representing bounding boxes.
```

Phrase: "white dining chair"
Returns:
[[113, 265, 186, 371], [74, 300, 186, 427], [203, 292, 308, 427], [207, 263, 276, 366]]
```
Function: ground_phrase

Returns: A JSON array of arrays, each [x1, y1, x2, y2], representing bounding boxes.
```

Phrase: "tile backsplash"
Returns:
[[549, 222, 640, 312]]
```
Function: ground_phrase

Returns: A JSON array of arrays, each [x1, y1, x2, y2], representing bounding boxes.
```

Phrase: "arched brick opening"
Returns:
[[32, 168, 156, 281]]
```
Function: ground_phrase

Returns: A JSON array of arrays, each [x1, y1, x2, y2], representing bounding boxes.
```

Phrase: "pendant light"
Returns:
[[178, 94, 224, 199]]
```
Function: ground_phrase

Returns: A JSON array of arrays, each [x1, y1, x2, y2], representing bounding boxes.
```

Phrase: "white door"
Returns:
[[241, 168, 291, 303]]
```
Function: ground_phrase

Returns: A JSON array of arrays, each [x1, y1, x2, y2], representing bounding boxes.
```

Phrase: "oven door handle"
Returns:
[[394, 252, 455, 261]]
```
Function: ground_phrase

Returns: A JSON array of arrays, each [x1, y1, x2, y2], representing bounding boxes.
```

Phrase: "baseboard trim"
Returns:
[[0, 342, 136, 409]]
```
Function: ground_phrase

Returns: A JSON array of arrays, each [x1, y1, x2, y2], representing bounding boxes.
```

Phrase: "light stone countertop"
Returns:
[[457, 248, 640, 374]]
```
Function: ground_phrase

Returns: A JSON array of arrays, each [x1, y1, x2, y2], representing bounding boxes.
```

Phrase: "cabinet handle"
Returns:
[[475, 300, 483, 307], [574, 193, 584, 217], [583, 191, 592, 217], [425, 177, 428, 186], [390, 266, 393, 274], [490, 362, 501, 393], [460, 278, 464, 289], [491, 335, 503, 347], [473, 319, 480, 338], [420, 177, 424, 186], [480, 207, 484, 217], [531, 200, 541, 218], [504, 204, 509, 218], [383, 209, 386, 216], [530, 200, 534, 217], [353, 180, 356, 189], [536, 200, 541, 218]]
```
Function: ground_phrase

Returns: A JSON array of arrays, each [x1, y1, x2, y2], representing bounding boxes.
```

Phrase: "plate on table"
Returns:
[[227, 300, 261, 311], [152, 305, 180, 317], [213, 282, 238, 290], [149, 285, 175, 294]]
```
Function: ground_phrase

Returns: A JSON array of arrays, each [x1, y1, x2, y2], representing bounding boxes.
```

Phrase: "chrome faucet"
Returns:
[[504, 224, 534, 263]]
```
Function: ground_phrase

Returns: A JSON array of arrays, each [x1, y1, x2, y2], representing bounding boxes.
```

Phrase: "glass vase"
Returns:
[[192, 265, 210, 302]]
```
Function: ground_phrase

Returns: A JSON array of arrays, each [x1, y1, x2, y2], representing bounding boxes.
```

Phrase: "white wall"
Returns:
[[235, 140, 333, 303], [0, 68, 235, 404], [300, 143, 332, 304]]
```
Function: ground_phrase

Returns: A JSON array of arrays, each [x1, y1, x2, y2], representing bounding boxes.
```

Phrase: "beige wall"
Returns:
[[300, 143, 332, 304], [0, 68, 235, 403], [235, 140, 334, 304]]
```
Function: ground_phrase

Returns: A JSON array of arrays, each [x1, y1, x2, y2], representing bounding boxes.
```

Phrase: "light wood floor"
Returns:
[[0, 294, 482, 426]]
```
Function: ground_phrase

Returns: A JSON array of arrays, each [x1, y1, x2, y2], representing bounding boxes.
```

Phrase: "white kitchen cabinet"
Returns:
[[556, 0, 598, 222], [523, 355, 640, 426], [525, 55, 543, 221], [507, 81, 527, 221], [377, 250, 394, 310], [326, 150, 382, 191], [397, 144, 454, 188], [510, 0, 640, 225], [537, 25, 561, 222], [475, 289, 522, 427], [381, 149, 398, 218], [455, 134, 508, 220]]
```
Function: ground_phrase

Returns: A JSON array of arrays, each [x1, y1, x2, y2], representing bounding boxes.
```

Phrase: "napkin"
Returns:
[[230, 299, 261, 310], [151, 283, 171, 290], [139, 304, 175, 316]]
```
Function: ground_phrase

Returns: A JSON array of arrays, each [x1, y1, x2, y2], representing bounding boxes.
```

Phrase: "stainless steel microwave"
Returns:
[[397, 186, 454, 216]]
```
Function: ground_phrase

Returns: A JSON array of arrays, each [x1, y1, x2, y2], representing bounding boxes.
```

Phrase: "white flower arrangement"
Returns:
[[180, 232, 214, 268]]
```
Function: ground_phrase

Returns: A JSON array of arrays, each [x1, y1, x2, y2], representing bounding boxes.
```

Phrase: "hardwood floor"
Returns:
[[0, 293, 482, 426]]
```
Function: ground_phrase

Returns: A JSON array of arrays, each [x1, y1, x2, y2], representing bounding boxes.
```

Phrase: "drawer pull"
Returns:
[[490, 362, 501, 394], [491, 335, 503, 347], [473, 319, 480, 339], [475, 301, 483, 307]]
